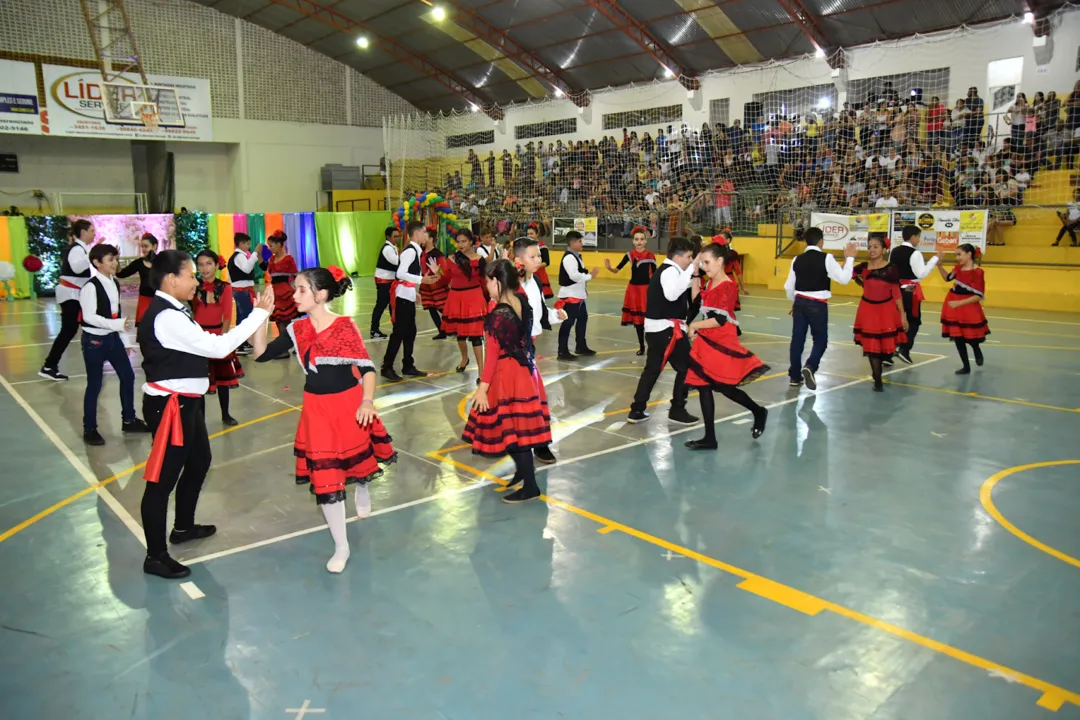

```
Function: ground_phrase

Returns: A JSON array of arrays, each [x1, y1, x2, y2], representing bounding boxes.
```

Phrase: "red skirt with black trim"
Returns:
[[685, 324, 770, 388], [853, 298, 907, 357], [201, 325, 244, 392], [135, 295, 152, 325], [295, 383, 397, 497], [420, 282, 449, 311], [621, 283, 648, 326], [441, 286, 487, 338], [462, 357, 552, 457], [535, 266, 553, 298], [271, 280, 298, 323], [940, 291, 989, 342]]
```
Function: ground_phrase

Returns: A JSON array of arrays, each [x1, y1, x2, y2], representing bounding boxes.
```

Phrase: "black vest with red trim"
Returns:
[[59, 242, 91, 280], [227, 250, 255, 283], [645, 263, 689, 320], [375, 242, 399, 278], [137, 295, 210, 382], [79, 276, 122, 330], [792, 250, 830, 293], [558, 250, 586, 287], [402, 243, 422, 276], [889, 244, 918, 281]]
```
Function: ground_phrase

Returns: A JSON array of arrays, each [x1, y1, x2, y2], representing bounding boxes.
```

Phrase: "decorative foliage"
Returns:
[[393, 192, 464, 235], [26, 215, 71, 294], [174, 211, 210, 256]]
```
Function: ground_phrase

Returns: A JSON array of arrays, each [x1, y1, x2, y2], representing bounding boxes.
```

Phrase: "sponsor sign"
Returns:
[[553, 217, 598, 247], [0, 60, 40, 135]]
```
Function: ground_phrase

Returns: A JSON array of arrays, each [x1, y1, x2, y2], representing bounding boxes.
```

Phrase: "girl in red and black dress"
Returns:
[[684, 243, 769, 451], [526, 222, 554, 300], [605, 225, 655, 355], [936, 243, 989, 374], [252, 266, 395, 574], [853, 234, 908, 391], [440, 229, 487, 376], [193, 250, 244, 426], [463, 259, 552, 504], [117, 232, 157, 324], [721, 235, 749, 309], [421, 226, 452, 339], [262, 230, 299, 355]]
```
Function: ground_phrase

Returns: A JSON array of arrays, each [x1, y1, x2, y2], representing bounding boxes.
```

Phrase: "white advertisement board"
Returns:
[[0, 59, 41, 135]]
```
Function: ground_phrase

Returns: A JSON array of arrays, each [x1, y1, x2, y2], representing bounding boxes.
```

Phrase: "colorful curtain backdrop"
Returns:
[[284, 212, 318, 270], [263, 213, 283, 283], [0, 216, 32, 298], [314, 211, 391, 277]]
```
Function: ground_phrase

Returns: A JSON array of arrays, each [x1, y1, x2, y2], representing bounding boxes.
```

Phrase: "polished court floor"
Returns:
[[1, 279, 1079, 719]]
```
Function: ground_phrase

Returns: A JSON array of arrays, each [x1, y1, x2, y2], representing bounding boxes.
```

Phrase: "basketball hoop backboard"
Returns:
[[102, 83, 186, 128]]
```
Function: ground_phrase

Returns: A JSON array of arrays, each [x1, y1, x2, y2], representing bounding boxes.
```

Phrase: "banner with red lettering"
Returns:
[[40, 65, 213, 141]]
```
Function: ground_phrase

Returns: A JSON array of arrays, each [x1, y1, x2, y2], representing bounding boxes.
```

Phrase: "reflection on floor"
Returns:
[[2, 281, 1080, 719]]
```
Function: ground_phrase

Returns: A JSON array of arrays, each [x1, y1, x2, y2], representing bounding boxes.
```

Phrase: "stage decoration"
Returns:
[[174, 211, 210, 256], [393, 192, 464, 236]]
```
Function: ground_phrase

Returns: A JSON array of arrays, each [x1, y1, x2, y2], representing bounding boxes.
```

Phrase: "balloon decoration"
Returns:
[[393, 192, 464, 235]]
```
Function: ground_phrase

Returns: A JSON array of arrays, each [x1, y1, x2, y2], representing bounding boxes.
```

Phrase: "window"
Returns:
[[602, 104, 683, 130], [847, 68, 950, 109], [446, 130, 495, 149], [709, 98, 730, 126], [514, 118, 577, 140]]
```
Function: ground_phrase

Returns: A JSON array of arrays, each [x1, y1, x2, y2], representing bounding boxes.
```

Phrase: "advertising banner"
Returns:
[[552, 217, 598, 247], [811, 212, 890, 250], [0, 60, 40, 135], [812, 210, 987, 252]]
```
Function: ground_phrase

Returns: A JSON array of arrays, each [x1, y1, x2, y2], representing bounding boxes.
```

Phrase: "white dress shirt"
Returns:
[[230, 249, 259, 288], [394, 242, 423, 303], [525, 274, 561, 338], [374, 242, 399, 281], [477, 244, 496, 260], [644, 259, 695, 333], [784, 245, 855, 301], [79, 271, 125, 336], [143, 291, 270, 396], [56, 240, 90, 304], [898, 241, 939, 281], [557, 250, 593, 300]]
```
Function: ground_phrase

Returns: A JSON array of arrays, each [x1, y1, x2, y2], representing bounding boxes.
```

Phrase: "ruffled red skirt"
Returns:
[[621, 283, 648, 326], [420, 281, 449, 311], [200, 325, 244, 392], [294, 384, 396, 498], [853, 297, 907, 357], [135, 295, 152, 324], [271, 280, 298, 323], [441, 285, 487, 338], [940, 291, 989, 341], [535, 266, 553, 298], [463, 357, 552, 457], [685, 325, 770, 387]]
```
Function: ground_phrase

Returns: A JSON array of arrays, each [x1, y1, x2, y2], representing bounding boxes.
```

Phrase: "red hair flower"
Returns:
[[974, 247, 982, 259], [328, 265, 346, 282], [217, 254, 227, 269], [882, 237, 891, 249], [141, 232, 156, 241], [712, 234, 730, 246], [630, 225, 648, 237], [22, 255, 43, 273], [269, 229, 287, 242]]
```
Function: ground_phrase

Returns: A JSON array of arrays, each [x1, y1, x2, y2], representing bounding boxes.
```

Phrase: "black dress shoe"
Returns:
[[169, 524, 217, 545], [533, 445, 556, 464], [432, 333, 449, 341], [83, 429, 106, 446], [502, 487, 541, 503], [402, 367, 428, 378], [381, 368, 403, 382], [122, 418, 150, 433], [222, 415, 239, 427], [143, 552, 191, 579], [668, 408, 699, 425], [684, 439, 718, 451], [751, 408, 768, 439], [636, 348, 645, 356], [557, 352, 577, 361], [575, 347, 597, 357]]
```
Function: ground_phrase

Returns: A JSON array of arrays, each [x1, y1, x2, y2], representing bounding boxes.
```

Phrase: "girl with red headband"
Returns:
[[420, 226, 452, 339], [936, 243, 989, 374], [193, 250, 244, 426], [440, 228, 487, 376], [852, 234, 908, 391], [261, 230, 299, 357], [252, 266, 396, 574], [604, 225, 655, 355], [117, 232, 158, 324]]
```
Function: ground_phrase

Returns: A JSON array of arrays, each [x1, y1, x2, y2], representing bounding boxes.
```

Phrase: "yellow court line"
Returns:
[[980, 460, 1080, 571], [919, 341, 1080, 351], [426, 450, 1080, 712], [884, 379, 1080, 414]]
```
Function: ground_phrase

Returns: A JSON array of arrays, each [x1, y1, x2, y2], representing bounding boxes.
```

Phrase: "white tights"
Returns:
[[319, 485, 372, 574]]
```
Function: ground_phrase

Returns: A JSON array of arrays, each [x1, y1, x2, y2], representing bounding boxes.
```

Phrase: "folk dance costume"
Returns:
[[40, 238, 91, 380], [117, 254, 155, 324], [686, 266, 706, 324], [556, 248, 596, 359], [382, 240, 425, 379], [227, 247, 260, 330], [520, 272, 562, 464], [852, 263, 906, 390], [628, 259, 698, 424], [138, 292, 270, 579], [784, 246, 855, 389], [370, 239, 399, 338], [940, 265, 989, 373], [535, 241, 554, 299], [614, 249, 656, 353], [191, 279, 244, 424], [440, 254, 487, 342], [889, 240, 938, 363], [724, 252, 744, 311], [265, 254, 300, 326], [420, 245, 452, 337], [684, 279, 769, 449]]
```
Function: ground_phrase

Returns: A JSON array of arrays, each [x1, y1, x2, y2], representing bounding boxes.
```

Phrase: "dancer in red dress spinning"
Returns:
[[605, 225, 655, 355], [263, 230, 299, 357], [852, 234, 908, 391], [193, 250, 244, 425], [463, 259, 552, 504], [684, 243, 769, 450], [117, 232, 157, 325], [252, 266, 395, 573], [527, 222, 554, 300], [936, 243, 989, 374], [421, 226, 452, 339], [440, 228, 487, 376]]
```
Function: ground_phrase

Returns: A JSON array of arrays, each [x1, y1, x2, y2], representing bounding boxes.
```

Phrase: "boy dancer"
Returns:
[[556, 231, 599, 361], [40, 219, 94, 381], [370, 225, 400, 339], [227, 231, 261, 355], [80, 243, 150, 445], [889, 224, 939, 364], [382, 221, 429, 381], [627, 236, 699, 425]]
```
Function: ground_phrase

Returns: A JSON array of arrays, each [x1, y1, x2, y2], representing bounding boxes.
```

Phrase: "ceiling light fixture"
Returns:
[[470, 103, 479, 113], [554, 87, 564, 97], [1022, 11, 1034, 23], [815, 46, 825, 58], [663, 67, 674, 78], [355, 35, 369, 49], [432, 5, 447, 21]]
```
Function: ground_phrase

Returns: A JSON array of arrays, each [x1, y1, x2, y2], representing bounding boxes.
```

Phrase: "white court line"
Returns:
[[733, 418, 753, 425], [11, 367, 145, 386], [0, 341, 52, 350], [0, 372, 146, 546], [179, 581, 205, 600]]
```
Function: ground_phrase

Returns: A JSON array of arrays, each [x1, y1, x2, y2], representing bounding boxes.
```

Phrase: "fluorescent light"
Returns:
[[470, 103, 479, 112], [355, 35, 369, 49], [815, 46, 825, 58], [663, 67, 674, 78], [1022, 11, 1034, 23], [817, 97, 830, 109], [432, 5, 446, 21], [554, 87, 564, 97]]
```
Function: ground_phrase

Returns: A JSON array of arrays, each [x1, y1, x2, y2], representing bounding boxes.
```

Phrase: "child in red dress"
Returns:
[[421, 226, 452, 339], [463, 259, 552, 503], [262, 230, 299, 355], [684, 243, 769, 450], [936, 243, 989, 374], [526, 223, 554, 300], [605, 225, 655, 355], [117, 232, 157, 325], [193, 250, 244, 425], [852, 234, 908, 391], [440, 228, 487, 376], [252, 266, 395, 574]]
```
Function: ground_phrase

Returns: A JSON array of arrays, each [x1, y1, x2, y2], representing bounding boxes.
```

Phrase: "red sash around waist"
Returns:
[[143, 382, 203, 483], [59, 279, 83, 290], [389, 280, 417, 323], [661, 320, 686, 369]]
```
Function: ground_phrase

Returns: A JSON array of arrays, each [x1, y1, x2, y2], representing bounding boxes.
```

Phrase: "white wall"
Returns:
[[0, 135, 133, 209]]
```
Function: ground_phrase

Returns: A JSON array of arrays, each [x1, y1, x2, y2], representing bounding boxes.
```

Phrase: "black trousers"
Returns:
[[370, 282, 392, 333], [43, 299, 81, 369], [900, 290, 921, 352], [140, 394, 211, 556], [630, 327, 690, 414], [384, 298, 417, 370], [557, 300, 589, 353], [428, 307, 443, 332]]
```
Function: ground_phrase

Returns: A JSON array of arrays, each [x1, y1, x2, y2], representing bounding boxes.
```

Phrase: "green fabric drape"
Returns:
[[314, 211, 391, 277], [245, 214, 266, 286], [353, 211, 392, 278], [9, 217, 32, 298], [207, 214, 220, 254]]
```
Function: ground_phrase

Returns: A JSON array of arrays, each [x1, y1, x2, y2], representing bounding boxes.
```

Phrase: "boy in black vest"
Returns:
[[382, 221, 429, 381], [556, 231, 600, 360], [138, 250, 274, 579], [79, 243, 149, 445], [227, 232, 261, 354], [627, 236, 699, 424], [40, 219, 94, 381], [370, 225, 401, 339], [889, 224, 939, 364], [784, 228, 857, 389]]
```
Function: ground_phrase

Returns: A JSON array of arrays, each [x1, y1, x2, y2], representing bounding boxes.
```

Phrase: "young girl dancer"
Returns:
[[604, 225, 655, 355], [936, 243, 989, 374], [527, 223, 554, 299], [684, 243, 769, 450], [440, 229, 487, 376], [117, 232, 157, 325], [263, 230, 299, 355], [193, 250, 244, 426], [852, 235, 908, 391], [421, 226, 451, 339], [252, 266, 396, 573], [463, 259, 552, 503]]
